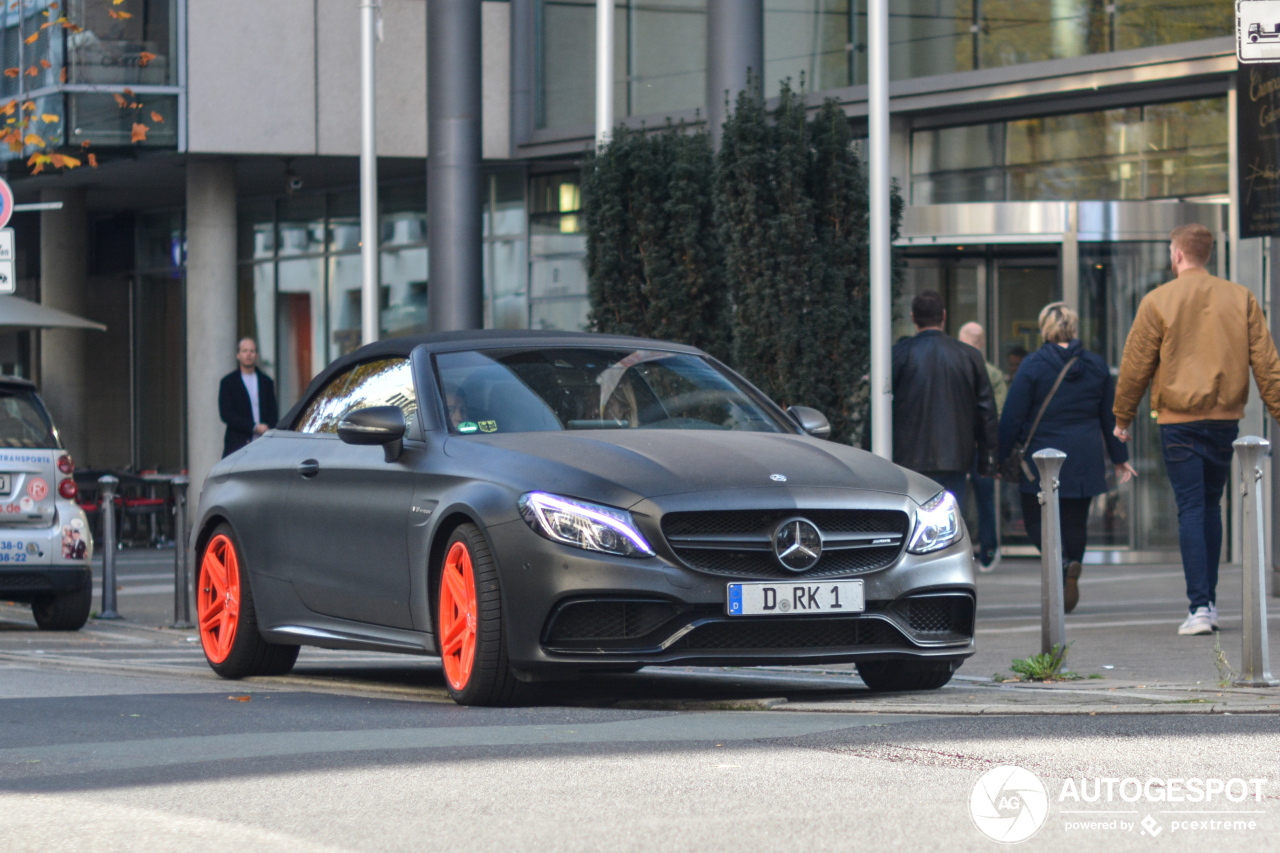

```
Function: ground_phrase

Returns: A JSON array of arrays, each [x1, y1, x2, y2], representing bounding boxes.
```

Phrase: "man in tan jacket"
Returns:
[[1114, 223, 1280, 635]]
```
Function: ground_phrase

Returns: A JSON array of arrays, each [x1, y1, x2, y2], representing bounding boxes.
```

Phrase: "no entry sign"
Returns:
[[0, 177, 12, 230]]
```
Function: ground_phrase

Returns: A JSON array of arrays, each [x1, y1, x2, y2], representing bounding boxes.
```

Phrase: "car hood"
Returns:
[[443, 429, 934, 505]]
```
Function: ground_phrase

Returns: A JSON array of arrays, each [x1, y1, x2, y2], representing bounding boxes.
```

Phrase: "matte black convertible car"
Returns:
[[194, 330, 975, 705]]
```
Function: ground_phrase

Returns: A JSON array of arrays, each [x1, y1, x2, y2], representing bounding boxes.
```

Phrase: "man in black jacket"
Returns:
[[219, 338, 279, 458], [892, 291, 998, 500]]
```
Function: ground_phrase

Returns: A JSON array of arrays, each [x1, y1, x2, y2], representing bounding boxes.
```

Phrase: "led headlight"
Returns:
[[907, 490, 961, 554], [518, 492, 655, 558]]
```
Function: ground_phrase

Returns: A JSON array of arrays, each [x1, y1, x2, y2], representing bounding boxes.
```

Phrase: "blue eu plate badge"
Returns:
[[728, 584, 743, 615]]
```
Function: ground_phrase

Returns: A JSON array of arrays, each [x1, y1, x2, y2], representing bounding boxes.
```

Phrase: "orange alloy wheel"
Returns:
[[198, 533, 241, 664], [439, 541, 478, 691]]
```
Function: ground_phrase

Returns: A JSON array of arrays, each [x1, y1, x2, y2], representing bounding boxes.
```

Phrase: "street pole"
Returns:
[[1032, 449, 1067, 655], [595, 0, 614, 147], [868, 0, 892, 460], [1232, 436, 1279, 687], [97, 475, 121, 620], [359, 0, 381, 346], [171, 475, 192, 629]]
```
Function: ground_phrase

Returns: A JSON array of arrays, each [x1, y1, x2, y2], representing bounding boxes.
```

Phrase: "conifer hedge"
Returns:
[[583, 85, 901, 445]]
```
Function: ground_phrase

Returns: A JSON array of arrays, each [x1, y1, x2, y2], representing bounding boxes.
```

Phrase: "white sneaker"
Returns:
[[1178, 607, 1214, 636], [1208, 603, 1219, 631]]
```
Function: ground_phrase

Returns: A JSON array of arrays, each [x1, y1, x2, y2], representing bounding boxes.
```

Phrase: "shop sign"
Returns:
[[1238, 62, 1280, 237]]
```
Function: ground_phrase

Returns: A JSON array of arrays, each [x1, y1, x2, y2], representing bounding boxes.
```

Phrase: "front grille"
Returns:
[[545, 599, 680, 643], [661, 509, 909, 579], [672, 616, 909, 651], [0, 572, 52, 592]]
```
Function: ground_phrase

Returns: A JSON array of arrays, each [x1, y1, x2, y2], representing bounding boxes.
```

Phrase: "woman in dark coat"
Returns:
[[998, 302, 1136, 612]]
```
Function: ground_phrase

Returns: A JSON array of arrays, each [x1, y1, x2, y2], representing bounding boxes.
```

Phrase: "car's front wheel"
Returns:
[[31, 576, 91, 631], [436, 523, 518, 706], [198, 524, 299, 679], [857, 659, 957, 692]]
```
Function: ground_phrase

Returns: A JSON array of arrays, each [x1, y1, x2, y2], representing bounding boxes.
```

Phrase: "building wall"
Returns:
[[187, 0, 509, 159]]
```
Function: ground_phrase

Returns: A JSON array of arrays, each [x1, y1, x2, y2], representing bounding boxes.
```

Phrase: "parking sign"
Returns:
[[1239, 0, 1280, 63]]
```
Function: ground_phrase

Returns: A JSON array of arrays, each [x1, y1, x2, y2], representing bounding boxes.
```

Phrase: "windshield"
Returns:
[[0, 387, 59, 448], [434, 348, 788, 435]]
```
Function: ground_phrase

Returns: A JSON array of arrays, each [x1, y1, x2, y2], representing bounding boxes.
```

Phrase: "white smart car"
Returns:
[[0, 377, 94, 630]]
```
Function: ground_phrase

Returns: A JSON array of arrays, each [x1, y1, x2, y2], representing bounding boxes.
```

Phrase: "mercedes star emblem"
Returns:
[[773, 517, 823, 572]]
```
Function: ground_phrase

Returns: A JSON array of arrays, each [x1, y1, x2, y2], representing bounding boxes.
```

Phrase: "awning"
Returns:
[[0, 295, 106, 333]]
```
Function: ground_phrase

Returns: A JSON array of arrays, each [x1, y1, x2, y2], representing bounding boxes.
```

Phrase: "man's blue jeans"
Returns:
[[970, 455, 998, 559], [1159, 421, 1237, 613]]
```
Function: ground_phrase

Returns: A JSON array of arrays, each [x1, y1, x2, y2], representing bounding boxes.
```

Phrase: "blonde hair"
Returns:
[[1038, 302, 1078, 344]]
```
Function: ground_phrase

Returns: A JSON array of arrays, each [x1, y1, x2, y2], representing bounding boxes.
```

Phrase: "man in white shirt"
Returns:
[[218, 338, 279, 457]]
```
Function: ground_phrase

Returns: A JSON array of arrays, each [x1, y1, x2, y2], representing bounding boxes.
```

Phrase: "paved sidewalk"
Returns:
[[780, 557, 1280, 715], [4, 555, 1280, 715]]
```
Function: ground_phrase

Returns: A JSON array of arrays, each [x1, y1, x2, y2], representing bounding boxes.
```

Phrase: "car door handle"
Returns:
[[297, 459, 320, 478]]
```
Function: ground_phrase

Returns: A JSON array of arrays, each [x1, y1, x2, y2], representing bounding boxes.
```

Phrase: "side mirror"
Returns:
[[338, 406, 407, 462], [787, 406, 832, 440]]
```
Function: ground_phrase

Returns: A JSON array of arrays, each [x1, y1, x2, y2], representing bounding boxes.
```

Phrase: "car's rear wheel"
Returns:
[[198, 524, 299, 679], [857, 659, 957, 692], [437, 523, 518, 706], [31, 576, 91, 631]]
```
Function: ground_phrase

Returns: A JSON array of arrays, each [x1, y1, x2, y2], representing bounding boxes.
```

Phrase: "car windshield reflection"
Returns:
[[434, 347, 786, 435]]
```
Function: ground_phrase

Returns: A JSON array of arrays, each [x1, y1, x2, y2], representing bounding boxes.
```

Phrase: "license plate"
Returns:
[[727, 580, 864, 616], [0, 540, 31, 562], [0, 474, 9, 495]]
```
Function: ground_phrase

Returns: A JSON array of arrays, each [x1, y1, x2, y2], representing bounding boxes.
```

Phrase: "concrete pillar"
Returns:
[[186, 159, 238, 497], [428, 0, 484, 331], [39, 188, 89, 463], [705, 0, 763, 149]]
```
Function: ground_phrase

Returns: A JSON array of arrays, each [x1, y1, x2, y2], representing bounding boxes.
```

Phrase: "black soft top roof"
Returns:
[[278, 329, 706, 429]]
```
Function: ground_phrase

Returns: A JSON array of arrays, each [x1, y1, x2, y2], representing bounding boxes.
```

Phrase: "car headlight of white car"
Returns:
[[907, 490, 961, 554], [518, 492, 655, 558]]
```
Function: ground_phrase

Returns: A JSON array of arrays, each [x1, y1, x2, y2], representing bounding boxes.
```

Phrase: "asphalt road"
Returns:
[[2, 550, 1278, 851], [2, 662, 1279, 852]]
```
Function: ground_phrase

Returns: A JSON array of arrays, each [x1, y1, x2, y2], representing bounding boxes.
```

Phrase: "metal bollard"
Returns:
[[1032, 448, 1067, 655], [1231, 437, 1279, 687], [97, 475, 121, 620], [171, 476, 192, 628]]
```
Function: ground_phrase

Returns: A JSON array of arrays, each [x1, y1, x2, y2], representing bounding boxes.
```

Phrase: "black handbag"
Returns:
[[997, 357, 1078, 483]]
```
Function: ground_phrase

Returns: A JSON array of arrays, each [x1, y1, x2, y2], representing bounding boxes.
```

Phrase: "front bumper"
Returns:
[[487, 517, 975, 673]]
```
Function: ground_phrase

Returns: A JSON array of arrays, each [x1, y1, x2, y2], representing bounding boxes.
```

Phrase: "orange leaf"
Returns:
[[40, 113, 58, 123], [80, 139, 90, 148], [131, 122, 148, 143], [3, 68, 17, 78], [137, 51, 156, 67], [23, 133, 44, 147], [149, 111, 163, 123], [51, 154, 79, 169], [88, 152, 97, 168], [24, 66, 37, 77], [22, 101, 36, 112], [59, 67, 66, 83], [123, 88, 134, 97], [39, 59, 50, 70], [112, 0, 124, 4], [107, 8, 132, 18], [23, 32, 37, 44], [113, 93, 127, 108], [50, 2, 57, 9], [0, 101, 15, 116]]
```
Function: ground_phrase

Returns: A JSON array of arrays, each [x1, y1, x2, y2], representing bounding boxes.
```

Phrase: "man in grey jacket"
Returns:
[[892, 291, 999, 504]]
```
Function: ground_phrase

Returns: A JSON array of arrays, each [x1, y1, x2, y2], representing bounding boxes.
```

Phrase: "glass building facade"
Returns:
[[535, 0, 1233, 130], [0, 0, 180, 158]]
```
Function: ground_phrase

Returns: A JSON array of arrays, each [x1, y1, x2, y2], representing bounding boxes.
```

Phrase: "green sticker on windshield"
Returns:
[[479, 420, 497, 433], [458, 421, 478, 434]]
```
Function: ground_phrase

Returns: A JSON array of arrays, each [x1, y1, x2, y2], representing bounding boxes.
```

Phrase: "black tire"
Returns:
[[857, 659, 957, 692], [436, 522, 519, 706], [32, 576, 92, 631], [199, 523, 300, 679]]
